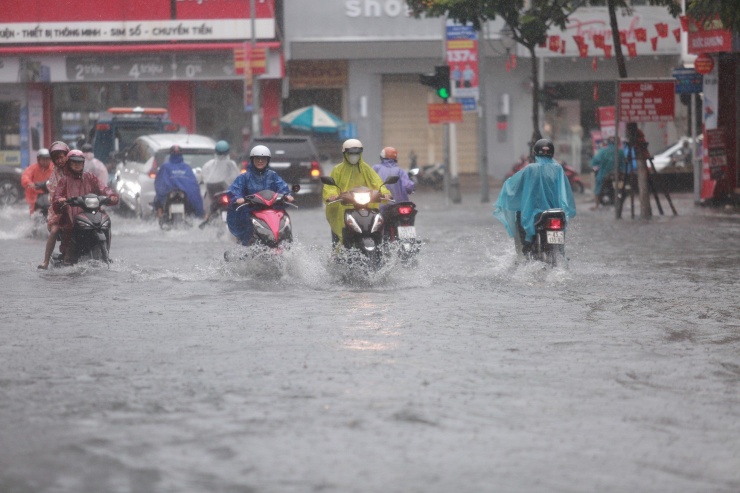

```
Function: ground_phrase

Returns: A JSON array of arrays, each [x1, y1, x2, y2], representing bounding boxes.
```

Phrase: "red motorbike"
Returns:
[[506, 158, 585, 194], [234, 185, 300, 250]]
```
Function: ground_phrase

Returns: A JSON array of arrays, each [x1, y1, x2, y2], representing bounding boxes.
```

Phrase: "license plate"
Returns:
[[546, 231, 564, 244], [397, 226, 416, 240], [220, 210, 228, 222], [169, 203, 185, 214]]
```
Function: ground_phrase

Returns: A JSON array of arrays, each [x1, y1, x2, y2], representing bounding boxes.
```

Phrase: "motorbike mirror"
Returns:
[[291, 184, 301, 194], [320, 176, 337, 186], [383, 175, 400, 185], [408, 168, 419, 176]]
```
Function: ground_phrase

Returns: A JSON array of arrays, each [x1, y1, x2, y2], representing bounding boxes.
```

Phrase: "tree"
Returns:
[[687, 0, 740, 33], [406, 0, 583, 147]]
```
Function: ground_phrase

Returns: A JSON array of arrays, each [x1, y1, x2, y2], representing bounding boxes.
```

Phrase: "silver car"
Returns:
[[114, 134, 215, 217]]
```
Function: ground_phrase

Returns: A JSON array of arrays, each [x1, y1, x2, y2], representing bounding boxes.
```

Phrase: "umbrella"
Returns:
[[280, 105, 345, 133]]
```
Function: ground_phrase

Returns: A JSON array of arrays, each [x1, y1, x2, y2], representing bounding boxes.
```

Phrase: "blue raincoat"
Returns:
[[226, 163, 291, 245], [494, 156, 576, 242], [154, 154, 205, 217], [591, 142, 627, 195], [372, 158, 415, 211]]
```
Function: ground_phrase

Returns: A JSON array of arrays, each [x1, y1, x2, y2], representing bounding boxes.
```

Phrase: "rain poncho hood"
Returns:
[[591, 143, 627, 195], [202, 155, 240, 186], [494, 156, 576, 242], [372, 158, 415, 206], [154, 155, 205, 217], [322, 156, 389, 242]]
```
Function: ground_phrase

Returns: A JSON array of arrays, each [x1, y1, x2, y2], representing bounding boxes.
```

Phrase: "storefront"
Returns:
[[0, 0, 280, 167]]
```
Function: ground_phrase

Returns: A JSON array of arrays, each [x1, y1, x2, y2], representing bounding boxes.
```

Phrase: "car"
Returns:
[[650, 136, 701, 173], [114, 133, 215, 217], [0, 165, 24, 206], [241, 136, 323, 205], [90, 107, 180, 166]]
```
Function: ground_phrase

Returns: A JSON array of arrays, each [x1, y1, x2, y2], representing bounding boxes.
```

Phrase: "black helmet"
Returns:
[[532, 139, 555, 158], [170, 144, 182, 155]]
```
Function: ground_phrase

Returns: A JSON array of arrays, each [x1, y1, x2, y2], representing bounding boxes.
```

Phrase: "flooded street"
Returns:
[[1, 189, 739, 493]]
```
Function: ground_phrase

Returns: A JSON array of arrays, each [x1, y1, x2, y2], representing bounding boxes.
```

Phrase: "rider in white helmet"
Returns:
[[226, 144, 294, 245], [322, 138, 391, 246]]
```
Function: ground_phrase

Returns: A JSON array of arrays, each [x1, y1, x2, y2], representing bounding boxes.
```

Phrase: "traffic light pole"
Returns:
[[443, 22, 461, 204]]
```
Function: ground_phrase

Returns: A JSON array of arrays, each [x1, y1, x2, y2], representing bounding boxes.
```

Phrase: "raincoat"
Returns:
[[46, 166, 68, 227], [83, 155, 109, 186], [153, 154, 205, 217], [226, 162, 291, 245], [372, 158, 415, 211], [322, 156, 389, 243], [494, 156, 576, 242], [202, 155, 241, 210], [591, 142, 626, 195], [20, 161, 54, 214]]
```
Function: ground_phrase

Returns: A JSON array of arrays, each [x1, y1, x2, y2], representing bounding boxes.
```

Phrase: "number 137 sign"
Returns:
[[446, 22, 479, 100]]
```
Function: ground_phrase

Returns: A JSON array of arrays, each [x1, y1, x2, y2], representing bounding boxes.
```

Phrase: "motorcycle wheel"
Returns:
[[0, 179, 21, 205], [546, 244, 566, 268], [90, 243, 109, 263]]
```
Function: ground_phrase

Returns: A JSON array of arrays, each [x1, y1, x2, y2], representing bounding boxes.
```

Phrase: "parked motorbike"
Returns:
[[321, 175, 399, 271], [159, 189, 189, 229], [198, 190, 231, 229], [52, 193, 113, 266], [409, 162, 444, 191], [382, 201, 421, 267], [515, 209, 567, 268]]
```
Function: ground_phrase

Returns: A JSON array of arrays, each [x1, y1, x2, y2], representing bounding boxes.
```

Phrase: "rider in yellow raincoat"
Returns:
[[322, 138, 391, 246]]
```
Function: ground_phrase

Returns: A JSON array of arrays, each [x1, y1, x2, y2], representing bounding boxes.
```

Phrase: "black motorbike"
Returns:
[[198, 190, 231, 229], [159, 189, 189, 229], [321, 175, 399, 270], [382, 201, 421, 267], [30, 181, 51, 237], [409, 162, 444, 191], [516, 209, 567, 268], [53, 193, 113, 265]]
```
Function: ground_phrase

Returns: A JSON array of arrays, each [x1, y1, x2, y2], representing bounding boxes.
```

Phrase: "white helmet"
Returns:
[[250, 145, 271, 158], [342, 139, 363, 154], [37, 148, 51, 159]]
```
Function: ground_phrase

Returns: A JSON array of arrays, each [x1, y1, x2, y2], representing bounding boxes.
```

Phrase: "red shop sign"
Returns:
[[618, 81, 676, 123], [694, 53, 714, 75]]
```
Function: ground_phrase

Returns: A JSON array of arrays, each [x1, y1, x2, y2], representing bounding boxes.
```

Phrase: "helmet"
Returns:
[[249, 145, 271, 166], [67, 150, 85, 176], [380, 146, 398, 160], [170, 144, 182, 155], [81, 143, 93, 153], [532, 139, 555, 158], [37, 148, 50, 159], [215, 140, 230, 155], [342, 139, 363, 154], [49, 141, 70, 158]]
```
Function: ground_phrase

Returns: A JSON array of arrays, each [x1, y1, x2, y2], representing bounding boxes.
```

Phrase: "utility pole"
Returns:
[[250, 0, 261, 137], [477, 27, 490, 203]]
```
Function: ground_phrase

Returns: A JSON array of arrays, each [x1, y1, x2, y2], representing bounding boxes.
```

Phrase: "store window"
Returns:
[[0, 101, 21, 166]]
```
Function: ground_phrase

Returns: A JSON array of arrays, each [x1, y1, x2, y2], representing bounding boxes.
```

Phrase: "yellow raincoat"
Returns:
[[322, 156, 390, 243]]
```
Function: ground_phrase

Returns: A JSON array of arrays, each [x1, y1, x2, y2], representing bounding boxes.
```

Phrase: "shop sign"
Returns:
[[687, 16, 732, 54], [618, 80, 675, 122], [288, 60, 348, 89], [705, 127, 726, 181], [66, 53, 236, 82], [693, 53, 714, 75], [672, 67, 703, 93], [428, 103, 463, 124], [446, 22, 479, 100]]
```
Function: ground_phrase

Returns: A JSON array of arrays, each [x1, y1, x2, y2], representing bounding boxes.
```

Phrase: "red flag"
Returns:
[[619, 31, 627, 45], [549, 35, 561, 52], [655, 23, 668, 38], [579, 42, 589, 58], [679, 15, 689, 32], [673, 28, 681, 42], [604, 45, 612, 58], [635, 28, 647, 42], [650, 37, 658, 51], [510, 54, 517, 69], [573, 35, 585, 46], [593, 33, 604, 49], [592, 56, 598, 72], [627, 43, 637, 57]]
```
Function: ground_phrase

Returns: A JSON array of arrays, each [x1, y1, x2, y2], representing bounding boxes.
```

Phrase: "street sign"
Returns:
[[694, 53, 714, 75], [457, 97, 477, 112], [672, 67, 703, 94], [446, 22, 479, 100], [428, 103, 463, 124], [618, 80, 676, 122]]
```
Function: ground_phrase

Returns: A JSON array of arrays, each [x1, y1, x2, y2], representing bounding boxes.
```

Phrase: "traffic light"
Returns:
[[420, 65, 451, 102]]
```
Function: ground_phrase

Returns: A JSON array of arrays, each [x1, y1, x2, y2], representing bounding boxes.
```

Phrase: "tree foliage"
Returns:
[[687, 0, 740, 33]]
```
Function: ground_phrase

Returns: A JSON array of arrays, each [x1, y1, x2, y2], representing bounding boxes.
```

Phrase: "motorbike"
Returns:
[[321, 175, 399, 271], [516, 209, 567, 268], [158, 189, 189, 229], [409, 162, 444, 191], [506, 158, 585, 194], [31, 181, 51, 236], [198, 190, 231, 229], [382, 201, 421, 267], [52, 193, 114, 266]]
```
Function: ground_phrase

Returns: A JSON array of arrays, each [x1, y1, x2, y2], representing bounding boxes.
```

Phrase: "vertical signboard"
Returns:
[[701, 61, 719, 199], [446, 22, 479, 100]]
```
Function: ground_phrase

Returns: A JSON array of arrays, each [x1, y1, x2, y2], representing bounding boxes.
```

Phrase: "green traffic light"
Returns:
[[437, 87, 450, 99]]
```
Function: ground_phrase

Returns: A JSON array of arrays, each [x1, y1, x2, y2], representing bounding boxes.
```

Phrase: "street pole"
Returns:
[[250, 0, 261, 137], [477, 27, 490, 203], [442, 16, 461, 204], [691, 92, 699, 204]]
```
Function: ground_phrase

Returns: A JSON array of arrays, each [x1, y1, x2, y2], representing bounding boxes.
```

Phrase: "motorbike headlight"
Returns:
[[84, 197, 100, 209], [345, 214, 362, 233], [279, 216, 291, 231], [353, 192, 371, 205], [370, 214, 384, 233]]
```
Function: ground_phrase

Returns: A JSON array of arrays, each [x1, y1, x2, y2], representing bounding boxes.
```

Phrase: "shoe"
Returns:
[[37, 264, 48, 270]]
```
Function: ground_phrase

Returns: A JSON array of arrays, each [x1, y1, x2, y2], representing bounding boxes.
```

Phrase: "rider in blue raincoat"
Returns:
[[494, 139, 576, 254], [226, 145, 293, 245], [154, 145, 205, 217]]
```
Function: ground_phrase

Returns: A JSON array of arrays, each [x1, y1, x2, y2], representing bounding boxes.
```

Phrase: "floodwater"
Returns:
[[0, 189, 738, 493]]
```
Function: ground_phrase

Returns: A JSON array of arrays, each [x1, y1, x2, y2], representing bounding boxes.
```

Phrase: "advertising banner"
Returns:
[[446, 23, 479, 100]]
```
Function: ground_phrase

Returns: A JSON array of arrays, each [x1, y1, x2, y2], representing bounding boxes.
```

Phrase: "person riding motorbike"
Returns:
[[371, 146, 415, 212], [21, 148, 54, 215], [201, 140, 240, 220], [323, 138, 391, 246], [51, 150, 119, 265], [153, 145, 204, 219], [590, 137, 627, 209], [81, 143, 109, 186], [494, 139, 576, 256], [226, 145, 294, 246], [38, 141, 70, 269]]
